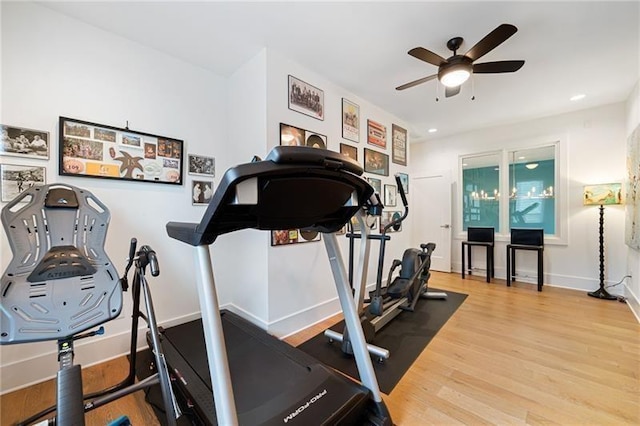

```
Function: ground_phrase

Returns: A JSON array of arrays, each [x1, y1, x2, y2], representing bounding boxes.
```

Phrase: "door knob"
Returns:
[[440, 224, 450, 229]]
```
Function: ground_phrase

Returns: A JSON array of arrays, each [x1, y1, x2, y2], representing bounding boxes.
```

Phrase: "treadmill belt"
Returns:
[[161, 310, 370, 425]]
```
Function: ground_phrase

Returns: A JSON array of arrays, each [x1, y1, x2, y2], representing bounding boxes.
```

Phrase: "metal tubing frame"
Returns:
[[323, 231, 384, 403], [194, 244, 239, 426]]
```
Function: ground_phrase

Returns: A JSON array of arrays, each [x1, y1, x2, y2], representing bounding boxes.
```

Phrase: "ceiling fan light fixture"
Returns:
[[525, 162, 539, 170], [440, 68, 471, 87]]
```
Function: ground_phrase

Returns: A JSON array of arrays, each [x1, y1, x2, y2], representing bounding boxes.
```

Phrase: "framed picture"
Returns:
[[1, 163, 46, 202], [340, 143, 358, 162], [367, 120, 387, 149], [349, 215, 378, 233], [288, 75, 324, 120], [188, 154, 215, 177], [271, 229, 321, 246], [192, 179, 214, 206], [583, 183, 623, 205], [342, 98, 359, 142], [1, 124, 49, 160], [364, 148, 389, 176], [397, 172, 409, 195], [392, 124, 407, 166], [59, 117, 183, 185], [366, 177, 382, 195], [380, 211, 403, 233], [280, 123, 326, 149], [384, 184, 397, 207]]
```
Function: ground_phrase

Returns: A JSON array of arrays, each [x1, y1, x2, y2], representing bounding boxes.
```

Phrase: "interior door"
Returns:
[[411, 171, 452, 272]]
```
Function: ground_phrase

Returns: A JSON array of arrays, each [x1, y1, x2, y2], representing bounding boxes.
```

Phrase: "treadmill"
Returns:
[[161, 146, 392, 425]]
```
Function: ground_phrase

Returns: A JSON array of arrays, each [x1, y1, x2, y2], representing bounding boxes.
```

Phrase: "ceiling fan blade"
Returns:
[[464, 23, 518, 62], [395, 74, 437, 91], [408, 47, 446, 67], [473, 60, 525, 73], [445, 85, 460, 98]]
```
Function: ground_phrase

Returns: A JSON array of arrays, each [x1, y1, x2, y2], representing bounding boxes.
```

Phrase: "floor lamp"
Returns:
[[583, 183, 623, 300]]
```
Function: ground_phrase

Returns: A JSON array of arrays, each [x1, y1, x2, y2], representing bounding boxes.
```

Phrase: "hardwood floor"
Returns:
[[1, 272, 638, 425]]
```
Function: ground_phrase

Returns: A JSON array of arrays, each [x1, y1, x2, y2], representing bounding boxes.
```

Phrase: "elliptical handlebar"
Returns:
[[381, 174, 409, 236]]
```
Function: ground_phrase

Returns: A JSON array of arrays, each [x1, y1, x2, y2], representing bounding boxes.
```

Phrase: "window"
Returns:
[[460, 142, 559, 238], [462, 153, 500, 231], [509, 146, 555, 234]]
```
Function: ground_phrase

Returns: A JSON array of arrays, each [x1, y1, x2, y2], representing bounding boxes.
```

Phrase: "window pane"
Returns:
[[462, 153, 500, 231], [509, 146, 555, 234]]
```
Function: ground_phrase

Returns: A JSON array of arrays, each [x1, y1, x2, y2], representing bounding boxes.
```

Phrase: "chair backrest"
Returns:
[[1, 184, 122, 344], [510, 228, 544, 246], [467, 227, 495, 243]]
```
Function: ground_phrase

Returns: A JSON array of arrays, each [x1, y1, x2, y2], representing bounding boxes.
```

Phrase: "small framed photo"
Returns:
[[192, 179, 214, 206], [364, 148, 389, 176], [384, 184, 397, 207], [397, 172, 409, 195], [342, 98, 359, 142], [391, 124, 407, 166], [1, 124, 50, 160], [1, 163, 46, 202], [340, 143, 358, 162], [280, 123, 327, 149], [288, 75, 324, 120], [366, 177, 382, 195], [188, 154, 215, 177], [367, 120, 387, 149]]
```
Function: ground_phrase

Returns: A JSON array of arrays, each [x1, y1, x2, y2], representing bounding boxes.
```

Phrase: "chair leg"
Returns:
[[537, 249, 543, 291], [511, 248, 516, 283], [491, 247, 495, 278], [485, 247, 490, 283], [508, 248, 512, 285], [461, 243, 466, 279], [468, 245, 473, 276]]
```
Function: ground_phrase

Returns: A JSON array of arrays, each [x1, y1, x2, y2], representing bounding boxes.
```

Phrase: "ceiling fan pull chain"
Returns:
[[471, 74, 476, 100], [435, 81, 440, 102]]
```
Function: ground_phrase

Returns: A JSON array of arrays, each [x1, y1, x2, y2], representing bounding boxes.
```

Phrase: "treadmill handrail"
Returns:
[[167, 146, 372, 247]]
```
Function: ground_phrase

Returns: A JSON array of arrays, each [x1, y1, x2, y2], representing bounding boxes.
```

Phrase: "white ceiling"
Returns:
[[40, 1, 639, 141]]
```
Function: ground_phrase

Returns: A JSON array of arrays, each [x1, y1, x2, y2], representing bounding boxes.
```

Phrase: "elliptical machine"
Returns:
[[325, 174, 447, 361]]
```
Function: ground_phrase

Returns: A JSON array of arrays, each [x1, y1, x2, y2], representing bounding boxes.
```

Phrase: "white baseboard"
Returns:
[[0, 311, 201, 395], [453, 263, 625, 295], [624, 283, 640, 323]]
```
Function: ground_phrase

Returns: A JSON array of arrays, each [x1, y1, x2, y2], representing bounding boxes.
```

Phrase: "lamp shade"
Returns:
[[583, 183, 623, 205]]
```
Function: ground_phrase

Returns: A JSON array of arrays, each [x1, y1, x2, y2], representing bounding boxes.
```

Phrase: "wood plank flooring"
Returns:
[[1, 272, 638, 425]]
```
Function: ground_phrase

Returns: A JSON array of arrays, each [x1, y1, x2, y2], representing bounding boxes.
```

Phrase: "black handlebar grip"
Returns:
[[128, 238, 138, 263], [147, 249, 160, 277], [395, 174, 408, 207]]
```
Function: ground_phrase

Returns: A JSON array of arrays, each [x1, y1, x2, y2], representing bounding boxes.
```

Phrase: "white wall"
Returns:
[[224, 49, 270, 324], [411, 102, 630, 295], [625, 80, 640, 320], [0, 2, 229, 392], [265, 50, 412, 336]]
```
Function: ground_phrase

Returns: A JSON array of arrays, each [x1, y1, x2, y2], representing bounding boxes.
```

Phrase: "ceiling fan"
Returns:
[[396, 23, 525, 98]]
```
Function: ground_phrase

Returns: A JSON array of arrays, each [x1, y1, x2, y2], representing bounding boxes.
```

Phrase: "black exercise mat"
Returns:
[[297, 289, 467, 394]]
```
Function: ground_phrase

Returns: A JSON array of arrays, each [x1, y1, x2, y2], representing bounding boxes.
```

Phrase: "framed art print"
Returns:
[[192, 180, 214, 205], [384, 184, 397, 207], [1, 124, 49, 160], [59, 117, 183, 185], [288, 75, 324, 120], [342, 98, 359, 142], [280, 123, 327, 149], [364, 148, 389, 176], [397, 172, 409, 195], [367, 120, 387, 149], [366, 177, 382, 195], [340, 143, 358, 162], [188, 154, 215, 177], [391, 124, 407, 166], [1, 163, 46, 202]]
